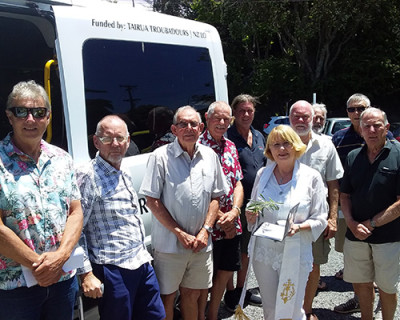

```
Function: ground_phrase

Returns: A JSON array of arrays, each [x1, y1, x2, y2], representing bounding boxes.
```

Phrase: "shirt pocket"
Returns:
[[375, 167, 397, 187]]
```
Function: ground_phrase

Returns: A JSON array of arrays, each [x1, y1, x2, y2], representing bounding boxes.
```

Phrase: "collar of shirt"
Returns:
[[359, 137, 392, 159], [171, 137, 202, 159], [94, 152, 121, 176], [306, 131, 322, 151], [2, 132, 56, 166], [202, 129, 226, 150]]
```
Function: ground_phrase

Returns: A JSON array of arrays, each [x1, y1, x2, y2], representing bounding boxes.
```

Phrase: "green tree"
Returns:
[[163, 0, 400, 118]]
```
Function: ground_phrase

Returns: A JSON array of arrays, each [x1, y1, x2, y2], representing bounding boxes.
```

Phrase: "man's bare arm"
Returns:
[[364, 196, 400, 230], [340, 192, 371, 240], [324, 179, 339, 239], [193, 198, 220, 252], [146, 196, 195, 249], [218, 181, 244, 239]]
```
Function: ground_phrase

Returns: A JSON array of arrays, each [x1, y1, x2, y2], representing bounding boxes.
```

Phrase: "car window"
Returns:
[[331, 120, 351, 134]]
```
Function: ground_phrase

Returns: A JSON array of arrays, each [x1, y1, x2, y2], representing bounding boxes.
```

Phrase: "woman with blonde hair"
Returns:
[[245, 125, 328, 320]]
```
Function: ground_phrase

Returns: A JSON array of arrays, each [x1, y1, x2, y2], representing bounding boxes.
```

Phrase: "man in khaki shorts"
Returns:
[[340, 107, 400, 320], [140, 106, 228, 320], [289, 100, 344, 320]]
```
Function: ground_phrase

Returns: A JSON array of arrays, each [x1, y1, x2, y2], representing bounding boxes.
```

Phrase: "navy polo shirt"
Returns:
[[341, 139, 400, 243], [227, 124, 265, 200]]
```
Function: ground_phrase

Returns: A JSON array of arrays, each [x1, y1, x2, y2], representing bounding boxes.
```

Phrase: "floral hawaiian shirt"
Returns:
[[0, 133, 81, 290], [199, 129, 243, 241]]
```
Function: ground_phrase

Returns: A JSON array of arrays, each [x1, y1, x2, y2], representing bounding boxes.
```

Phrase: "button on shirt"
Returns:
[[299, 132, 344, 195], [199, 129, 243, 241], [0, 133, 80, 290], [140, 139, 229, 254], [76, 154, 152, 273]]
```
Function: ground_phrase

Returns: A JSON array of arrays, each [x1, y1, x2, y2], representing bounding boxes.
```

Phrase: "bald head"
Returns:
[[289, 100, 313, 137]]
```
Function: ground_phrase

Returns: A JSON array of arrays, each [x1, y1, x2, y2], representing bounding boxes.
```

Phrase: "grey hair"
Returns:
[[7, 80, 51, 111], [95, 115, 129, 136], [173, 106, 202, 124], [312, 103, 327, 118], [231, 94, 259, 111], [347, 93, 371, 108], [207, 101, 232, 116], [360, 107, 388, 126]]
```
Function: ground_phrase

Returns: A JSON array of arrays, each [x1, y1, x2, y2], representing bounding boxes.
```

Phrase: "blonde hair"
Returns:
[[264, 125, 306, 161]]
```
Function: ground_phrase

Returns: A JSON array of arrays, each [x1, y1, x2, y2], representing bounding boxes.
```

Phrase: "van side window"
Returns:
[[82, 39, 216, 156]]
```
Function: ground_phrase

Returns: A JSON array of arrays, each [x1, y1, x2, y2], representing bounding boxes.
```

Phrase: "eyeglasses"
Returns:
[[8, 107, 49, 119], [97, 136, 129, 144], [175, 121, 200, 129], [347, 106, 366, 113], [270, 141, 292, 149]]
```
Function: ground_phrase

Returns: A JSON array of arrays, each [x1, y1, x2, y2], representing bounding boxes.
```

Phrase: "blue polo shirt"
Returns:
[[227, 124, 265, 200], [341, 139, 400, 243]]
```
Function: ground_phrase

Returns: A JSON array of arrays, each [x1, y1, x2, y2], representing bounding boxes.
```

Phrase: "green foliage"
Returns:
[[165, 0, 400, 118], [246, 194, 280, 214]]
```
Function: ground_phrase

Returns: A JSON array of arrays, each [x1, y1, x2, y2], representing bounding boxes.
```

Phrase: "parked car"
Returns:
[[323, 117, 351, 137], [391, 123, 400, 142], [263, 116, 290, 135]]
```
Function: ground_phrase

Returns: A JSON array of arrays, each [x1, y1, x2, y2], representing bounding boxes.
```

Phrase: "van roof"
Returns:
[[0, 0, 152, 10]]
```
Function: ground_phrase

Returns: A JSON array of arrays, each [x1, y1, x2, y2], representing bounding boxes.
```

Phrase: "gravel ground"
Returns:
[[81, 239, 399, 320], [218, 238, 400, 320]]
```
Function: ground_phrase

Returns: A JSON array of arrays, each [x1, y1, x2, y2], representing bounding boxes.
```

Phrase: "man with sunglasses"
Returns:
[[140, 106, 228, 320], [0, 81, 83, 320], [332, 94, 394, 315], [76, 115, 165, 320]]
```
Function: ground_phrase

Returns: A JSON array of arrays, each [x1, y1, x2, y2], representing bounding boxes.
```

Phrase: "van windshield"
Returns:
[[82, 39, 216, 155]]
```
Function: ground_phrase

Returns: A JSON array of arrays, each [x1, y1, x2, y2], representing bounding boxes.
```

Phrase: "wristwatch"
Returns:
[[370, 219, 377, 228], [203, 225, 213, 233]]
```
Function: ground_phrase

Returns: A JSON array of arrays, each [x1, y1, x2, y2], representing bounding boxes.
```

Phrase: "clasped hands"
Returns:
[[30, 251, 68, 287]]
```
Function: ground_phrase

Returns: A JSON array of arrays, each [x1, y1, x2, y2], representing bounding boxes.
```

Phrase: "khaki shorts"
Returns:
[[334, 217, 347, 253], [343, 239, 400, 294], [312, 233, 331, 265], [153, 250, 213, 295]]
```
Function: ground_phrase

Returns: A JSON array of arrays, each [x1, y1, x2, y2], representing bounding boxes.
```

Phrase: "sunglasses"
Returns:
[[347, 106, 366, 113], [9, 107, 49, 119]]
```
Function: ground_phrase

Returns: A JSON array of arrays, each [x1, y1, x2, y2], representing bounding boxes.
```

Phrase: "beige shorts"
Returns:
[[312, 233, 331, 265], [343, 239, 400, 294], [153, 250, 213, 295], [334, 217, 347, 253]]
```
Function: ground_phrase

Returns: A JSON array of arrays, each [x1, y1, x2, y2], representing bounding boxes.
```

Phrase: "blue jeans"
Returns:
[[0, 276, 78, 320]]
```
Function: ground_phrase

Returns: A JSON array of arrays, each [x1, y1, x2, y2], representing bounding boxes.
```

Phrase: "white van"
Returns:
[[0, 0, 228, 249]]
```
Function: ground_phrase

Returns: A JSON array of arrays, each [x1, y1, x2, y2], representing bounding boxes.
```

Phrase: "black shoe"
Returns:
[[245, 287, 262, 307], [223, 289, 239, 312]]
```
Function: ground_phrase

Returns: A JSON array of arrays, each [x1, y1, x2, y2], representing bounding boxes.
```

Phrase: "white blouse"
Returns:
[[248, 161, 328, 271]]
